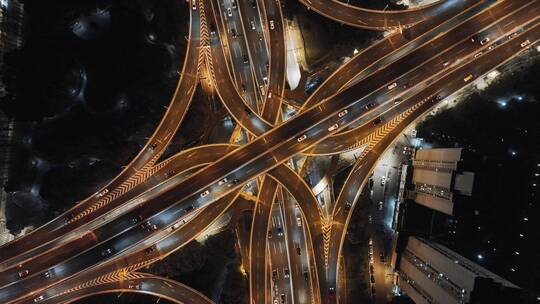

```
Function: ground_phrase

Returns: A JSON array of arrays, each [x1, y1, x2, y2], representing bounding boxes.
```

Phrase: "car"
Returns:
[[232, 0, 237, 8], [145, 246, 156, 254], [258, 33, 263, 41], [280, 294, 286, 304], [463, 74, 474, 82], [272, 269, 278, 280], [96, 189, 109, 198], [328, 123, 339, 132], [43, 271, 52, 278], [402, 81, 412, 89], [263, 76, 268, 85], [368, 215, 372, 224], [329, 287, 335, 297], [192, 0, 197, 10], [474, 52, 482, 58], [185, 205, 195, 213], [231, 28, 237, 38], [433, 94, 443, 102], [387, 82, 397, 90], [128, 283, 141, 289], [364, 103, 375, 110], [480, 37, 490, 45], [268, 230, 272, 238], [269, 20, 275, 30], [277, 227, 283, 236], [228, 179, 240, 187], [283, 267, 290, 278], [303, 270, 309, 280], [372, 117, 382, 125], [101, 248, 112, 257], [251, 0, 256, 8], [33, 296, 45, 303], [18, 269, 29, 278], [166, 170, 176, 178], [521, 39, 530, 47], [250, 19, 256, 30], [150, 142, 158, 150], [200, 190, 210, 198], [381, 175, 386, 186], [141, 221, 157, 231], [296, 215, 302, 227], [508, 31, 519, 39], [132, 215, 143, 224], [227, 8, 232, 17], [338, 109, 348, 117], [218, 177, 229, 186], [488, 44, 495, 50], [244, 107, 253, 116], [243, 54, 249, 63], [297, 134, 307, 142], [393, 98, 403, 105], [296, 246, 301, 255], [344, 202, 352, 212], [241, 84, 246, 92], [259, 85, 265, 96], [442, 61, 450, 67]]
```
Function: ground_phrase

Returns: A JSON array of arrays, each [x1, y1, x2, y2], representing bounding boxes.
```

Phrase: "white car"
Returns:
[[227, 8, 232, 17], [200, 190, 210, 198], [192, 0, 197, 10], [442, 61, 450, 67], [269, 20, 275, 30], [263, 76, 268, 85], [338, 109, 348, 117], [96, 189, 109, 198], [474, 52, 482, 58], [297, 134, 307, 142], [34, 296, 45, 303], [250, 19, 256, 30], [218, 178, 228, 186], [520, 39, 530, 47], [328, 124, 339, 132], [387, 82, 397, 90], [480, 37, 490, 45], [378, 201, 384, 210], [296, 216, 302, 227], [381, 175, 386, 186]]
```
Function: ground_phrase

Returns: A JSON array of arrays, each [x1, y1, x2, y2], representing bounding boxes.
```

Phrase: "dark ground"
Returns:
[[0, 0, 199, 232]]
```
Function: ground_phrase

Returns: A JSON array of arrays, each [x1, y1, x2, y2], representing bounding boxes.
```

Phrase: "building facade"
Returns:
[[396, 236, 521, 304]]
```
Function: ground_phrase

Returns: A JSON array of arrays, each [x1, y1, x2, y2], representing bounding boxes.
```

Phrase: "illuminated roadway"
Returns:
[[0, 0, 538, 303]]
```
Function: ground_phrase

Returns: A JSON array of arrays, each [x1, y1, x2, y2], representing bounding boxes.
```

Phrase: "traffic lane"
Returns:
[[30, 192, 240, 304], [236, 0, 269, 99], [206, 0, 273, 134], [281, 191, 312, 304], [0, 152, 223, 284], [304, 0, 537, 155], [268, 193, 293, 304], [40, 275, 214, 304], [0, 7, 203, 264], [300, 0, 449, 30], [325, 24, 540, 299], [216, 0, 260, 110], [300, 0, 483, 111], [249, 177, 277, 304], [260, 0, 286, 124], [268, 167, 325, 304]]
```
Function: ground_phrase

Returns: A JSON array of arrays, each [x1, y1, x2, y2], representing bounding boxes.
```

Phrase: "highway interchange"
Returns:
[[0, 0, 538, 303]]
